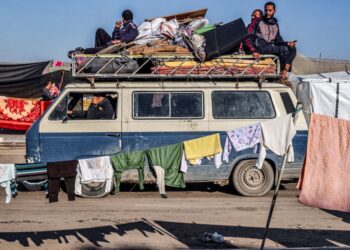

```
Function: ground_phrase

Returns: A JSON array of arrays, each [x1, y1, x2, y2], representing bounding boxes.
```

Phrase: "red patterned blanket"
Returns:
[[0, 97, 51, 131]]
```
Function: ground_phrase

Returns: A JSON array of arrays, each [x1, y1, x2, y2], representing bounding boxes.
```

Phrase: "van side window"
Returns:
[[171, 93, 202, 118], [212, 91, 276, 119], [133, 92, 203, 119], [134, 93, 170, 117]]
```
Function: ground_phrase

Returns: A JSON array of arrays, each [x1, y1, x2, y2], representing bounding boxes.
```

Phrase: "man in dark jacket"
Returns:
[[67, 94, 114, 119], [95, 9, 139, 47], [249, 2, 297, 85], [72, 10, 138, 55]]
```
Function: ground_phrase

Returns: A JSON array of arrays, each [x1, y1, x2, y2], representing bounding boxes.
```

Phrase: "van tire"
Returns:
[[232, 159, 274, 197], [79, 181, 113, 198]]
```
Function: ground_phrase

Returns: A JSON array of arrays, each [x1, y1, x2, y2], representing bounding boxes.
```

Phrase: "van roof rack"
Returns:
[[72, 54, 280, 81]]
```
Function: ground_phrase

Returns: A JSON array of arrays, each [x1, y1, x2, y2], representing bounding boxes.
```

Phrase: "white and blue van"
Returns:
[[25, 80, 308, 197]]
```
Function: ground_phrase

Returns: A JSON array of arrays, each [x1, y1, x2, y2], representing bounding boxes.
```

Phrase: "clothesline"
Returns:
[[1, 113, 298, 203]]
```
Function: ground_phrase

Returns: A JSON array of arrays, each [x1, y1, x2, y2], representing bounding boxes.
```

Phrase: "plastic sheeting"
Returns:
[[0, 61, 72, 98], [289, 72, 350, 121]]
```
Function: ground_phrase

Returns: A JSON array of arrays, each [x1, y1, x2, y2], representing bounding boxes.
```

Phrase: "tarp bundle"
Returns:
[[0, 61, 72, 98]]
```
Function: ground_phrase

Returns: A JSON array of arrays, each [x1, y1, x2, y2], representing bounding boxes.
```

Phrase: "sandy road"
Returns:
[[0, 183, 349, 250], [0, 134, 349, 249]]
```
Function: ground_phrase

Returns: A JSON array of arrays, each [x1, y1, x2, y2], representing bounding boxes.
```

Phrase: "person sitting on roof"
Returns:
[[248, 2, 297, 86], [69, 10, 138, 56], [241, 9, 263, 56], [95, 9, 139, 47]]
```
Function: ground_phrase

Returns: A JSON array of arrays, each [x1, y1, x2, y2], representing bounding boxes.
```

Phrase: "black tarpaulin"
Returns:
[[0, 61, 72, 98]]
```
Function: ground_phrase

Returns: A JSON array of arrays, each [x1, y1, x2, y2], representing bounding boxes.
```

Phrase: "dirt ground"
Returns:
[[0, 182, 350, 250], [0, 134, 349, 249]]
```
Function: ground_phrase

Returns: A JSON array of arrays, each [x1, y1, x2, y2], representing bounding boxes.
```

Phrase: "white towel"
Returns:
[[75, 156, 114, 195], [0, 164, 16, 204], [256, 114, 296, 169], [78, 156, 112, 183]]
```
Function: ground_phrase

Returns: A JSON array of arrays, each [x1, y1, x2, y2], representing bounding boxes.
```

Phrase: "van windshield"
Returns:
[[49, 95, 68, 120]]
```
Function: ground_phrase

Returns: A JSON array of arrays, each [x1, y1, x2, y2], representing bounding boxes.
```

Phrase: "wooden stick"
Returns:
[[260, 105, 302, 250]]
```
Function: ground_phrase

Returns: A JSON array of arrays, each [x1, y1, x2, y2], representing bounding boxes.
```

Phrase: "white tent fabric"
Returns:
[[289, 72, 350, 121], [309, 79, 350, 120]]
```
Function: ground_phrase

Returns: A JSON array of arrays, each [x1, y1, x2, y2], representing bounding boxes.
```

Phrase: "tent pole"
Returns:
[[260, 104, 302, 250]]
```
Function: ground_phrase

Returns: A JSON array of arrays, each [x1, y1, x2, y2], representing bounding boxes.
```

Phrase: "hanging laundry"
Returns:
[[154, 166, 167, 198], [0, 96, 51, 131], [183, 133, 223, 168], [110, 151, 145, 192], [47, 160, 78, 203], [78, 156, 112, 183], [0, 164, 16, 204], [146, 143, 185, 197], [75, 156, 114, 195], [180, 150, 188, 173], [223, 123, 262, 162], [256, 114, 296, 169], [298, 114, 350, 212]]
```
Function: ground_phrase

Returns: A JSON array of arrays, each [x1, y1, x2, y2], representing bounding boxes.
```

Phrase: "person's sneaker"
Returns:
[[160, 193, 168, 199]]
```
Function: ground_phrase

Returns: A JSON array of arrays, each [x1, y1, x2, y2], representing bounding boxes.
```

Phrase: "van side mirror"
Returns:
[[62, 116, 69, 123]]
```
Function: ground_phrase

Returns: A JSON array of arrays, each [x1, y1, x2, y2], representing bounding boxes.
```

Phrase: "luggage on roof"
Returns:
[[70, 10, 281, 81], [72, 54, 280, 80]]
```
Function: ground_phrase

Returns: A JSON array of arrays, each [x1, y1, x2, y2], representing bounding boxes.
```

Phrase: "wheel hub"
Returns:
[[242, 166, 265, 190]]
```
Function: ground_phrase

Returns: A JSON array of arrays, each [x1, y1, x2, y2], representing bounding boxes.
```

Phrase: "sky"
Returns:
[[0, 0, 349, 62]]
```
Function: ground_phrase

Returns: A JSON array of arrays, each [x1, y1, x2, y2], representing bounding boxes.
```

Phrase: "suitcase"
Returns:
[[203, 18, 248, 59]]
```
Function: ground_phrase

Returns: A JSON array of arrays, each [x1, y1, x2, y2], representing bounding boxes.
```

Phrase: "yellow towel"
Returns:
[[184, 133, 222, 165]]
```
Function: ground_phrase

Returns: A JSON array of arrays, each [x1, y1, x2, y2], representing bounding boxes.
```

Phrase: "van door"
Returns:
[[37, 89, 122, 162]]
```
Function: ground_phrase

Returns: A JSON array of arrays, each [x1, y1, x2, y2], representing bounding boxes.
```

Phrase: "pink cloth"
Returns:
[[297, 113, 350, 212]]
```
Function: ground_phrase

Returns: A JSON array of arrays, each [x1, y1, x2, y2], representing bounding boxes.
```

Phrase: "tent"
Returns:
[[0, 61, 73, 98], [289, 72, 350, 121], [0, 61, 74, 130]]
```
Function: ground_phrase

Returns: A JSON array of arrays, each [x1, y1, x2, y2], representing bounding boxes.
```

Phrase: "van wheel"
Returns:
[[232, 159, 274, 197], [79, 181, 113, 198]]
